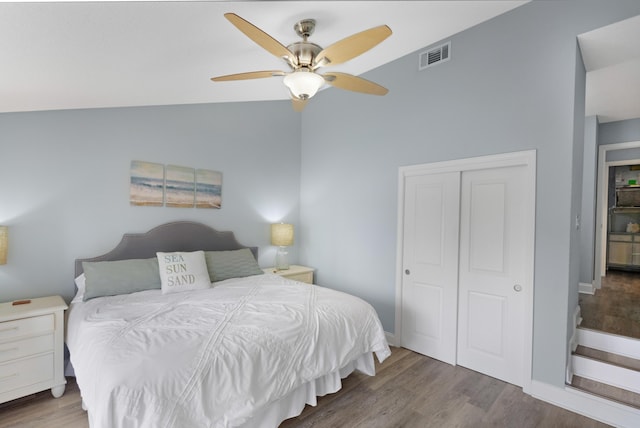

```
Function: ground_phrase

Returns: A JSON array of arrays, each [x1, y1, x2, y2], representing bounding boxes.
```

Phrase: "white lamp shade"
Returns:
[[0, 226, 7, 265], [271, 223, 294, 247], [283, 70, 324, 100]]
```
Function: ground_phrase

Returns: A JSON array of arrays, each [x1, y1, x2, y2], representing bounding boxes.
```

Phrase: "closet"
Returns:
[[398, 151, 535, 387]]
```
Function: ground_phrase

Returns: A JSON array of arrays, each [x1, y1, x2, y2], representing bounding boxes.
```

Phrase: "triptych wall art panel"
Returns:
[[130, 161, 222, 209]]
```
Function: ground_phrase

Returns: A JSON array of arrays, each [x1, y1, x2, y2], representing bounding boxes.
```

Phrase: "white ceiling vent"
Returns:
[[418, 41, 451, 70]]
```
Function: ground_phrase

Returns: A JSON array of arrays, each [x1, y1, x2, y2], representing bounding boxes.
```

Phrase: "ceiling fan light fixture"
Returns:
[[283, 70, 325, 100], [213, 13, 392, 110]]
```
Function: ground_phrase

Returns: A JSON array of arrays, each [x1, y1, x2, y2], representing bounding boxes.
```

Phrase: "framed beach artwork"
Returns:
[[130, 161, 164, 206], [165, 165, 195, 208], [130, 161, 222, 209], [196, 169, 222, 209]]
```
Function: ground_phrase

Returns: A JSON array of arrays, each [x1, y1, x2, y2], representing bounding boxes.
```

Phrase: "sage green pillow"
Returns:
[[205, 248, 263, 282], [82, 258, 161, 301]]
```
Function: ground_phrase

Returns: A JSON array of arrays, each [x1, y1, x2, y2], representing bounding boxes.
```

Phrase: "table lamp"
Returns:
[[0, 226, 8, 265], [271, 223, 294, 270]]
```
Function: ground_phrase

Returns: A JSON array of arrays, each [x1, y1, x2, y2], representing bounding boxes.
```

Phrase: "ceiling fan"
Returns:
[[211, 13, 392, 111]]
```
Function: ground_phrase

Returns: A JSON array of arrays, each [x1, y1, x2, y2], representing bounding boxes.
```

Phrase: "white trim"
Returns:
[[573, 354, 640, 394], [574, 305, 583, 330], [399, 150, 536, 176], [530, 380, 640, 428], [579, 282, 596, 295], [566, 305, 582, 383], [577, 328, 640, 360], [566, 363, 574, 385], [394, 168, 406, 349], [395, 150, 536, 393], [595, 141, 640, 288], [385, 331, 397, 347]]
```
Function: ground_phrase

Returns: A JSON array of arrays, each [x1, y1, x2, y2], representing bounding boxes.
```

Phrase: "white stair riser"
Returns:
[[577, 328, 640, 360], [572, 355, 640, 394]]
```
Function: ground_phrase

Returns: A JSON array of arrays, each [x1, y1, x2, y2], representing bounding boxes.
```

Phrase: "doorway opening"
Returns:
[[586, 148, 640, 340]]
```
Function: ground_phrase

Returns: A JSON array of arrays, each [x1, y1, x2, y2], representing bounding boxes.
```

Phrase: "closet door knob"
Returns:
[[513, 284, 522, 292], [405, 269, 411, 275]]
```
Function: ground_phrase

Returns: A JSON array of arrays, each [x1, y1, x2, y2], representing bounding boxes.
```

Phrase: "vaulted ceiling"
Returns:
[[2, 1, 637, 124], [0, 1, 528, 113]]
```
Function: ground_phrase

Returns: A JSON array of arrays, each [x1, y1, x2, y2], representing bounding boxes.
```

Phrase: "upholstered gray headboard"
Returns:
[[74, 221, 258, 278]]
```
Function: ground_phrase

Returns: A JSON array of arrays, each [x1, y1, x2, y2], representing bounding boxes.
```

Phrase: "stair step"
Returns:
[[577, 327, 640, 360], [571, 375, 640, 410], [571, 351, 640, 394], [575, 345, 640, 372]]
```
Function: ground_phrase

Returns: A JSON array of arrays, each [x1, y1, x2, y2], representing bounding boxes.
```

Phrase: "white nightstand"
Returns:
[[0, 295, 68, 404], [263, 265, 315, 284]]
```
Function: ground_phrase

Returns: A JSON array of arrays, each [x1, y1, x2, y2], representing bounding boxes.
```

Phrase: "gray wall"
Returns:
[[606, 147, 640, 162], [0, 101, 301, 302], [580, 116, 599, 285], [568, 41, 587, 357], [299, 0, 640, 388], [600, 118, 640, 146], [598, 119, 640, 146]]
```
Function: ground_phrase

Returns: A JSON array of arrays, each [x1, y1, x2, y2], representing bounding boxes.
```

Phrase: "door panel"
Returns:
[[401, 172, 460, 364], [468, 182, 506, 274], [457, 166, 526, 386], [467, 291, 505, 356]]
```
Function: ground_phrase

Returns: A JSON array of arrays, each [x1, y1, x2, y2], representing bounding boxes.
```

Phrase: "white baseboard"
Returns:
[[530, 380, 640, 428], [578, 328, 640, 360], [579, 282, 596, 295], [385, 331, 397, 347]]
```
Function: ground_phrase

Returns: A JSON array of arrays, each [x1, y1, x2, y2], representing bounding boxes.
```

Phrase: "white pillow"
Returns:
[[72, 273, 86, 303], [157, 251, 211, 294]]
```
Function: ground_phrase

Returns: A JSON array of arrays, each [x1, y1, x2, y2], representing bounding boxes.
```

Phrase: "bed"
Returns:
[[66, 221, 390, 428]]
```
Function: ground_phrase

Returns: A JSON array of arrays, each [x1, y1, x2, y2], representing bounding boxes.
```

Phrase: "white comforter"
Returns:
[[67, 274, 390, 428]]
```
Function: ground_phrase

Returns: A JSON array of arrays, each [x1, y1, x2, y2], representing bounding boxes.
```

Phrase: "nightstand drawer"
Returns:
[[0, 334, 54, 363], [0, 314, 54, 342], [0, 353, 54, 393], [285, 272, 313, 284], [264, 265, 315, 284]]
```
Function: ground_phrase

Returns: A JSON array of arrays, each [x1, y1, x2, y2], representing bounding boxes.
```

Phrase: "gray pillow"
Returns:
[[82, 258, 161, 301], [205, 248, 263, 282]]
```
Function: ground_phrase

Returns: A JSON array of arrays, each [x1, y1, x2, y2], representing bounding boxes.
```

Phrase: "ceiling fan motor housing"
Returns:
[[286, 41, 323, 69]]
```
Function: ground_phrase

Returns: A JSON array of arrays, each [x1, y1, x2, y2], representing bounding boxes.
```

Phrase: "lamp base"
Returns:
[[275, 247, 290, 270]]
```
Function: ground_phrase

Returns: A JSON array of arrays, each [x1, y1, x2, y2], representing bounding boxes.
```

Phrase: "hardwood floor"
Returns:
[[282, 347, 609, 428], [580, 270, 640, 339], [0, 377, 87, 428], [0, 347, 609, 428]]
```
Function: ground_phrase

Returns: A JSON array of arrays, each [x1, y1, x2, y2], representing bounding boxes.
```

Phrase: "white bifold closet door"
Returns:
[[401, 164, 527, 386]]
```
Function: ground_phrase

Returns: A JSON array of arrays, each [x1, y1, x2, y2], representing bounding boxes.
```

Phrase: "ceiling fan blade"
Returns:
[[291, 97, 308, 112], [323, 72, 388, 96], [224, 13, 296, 65], [211, 70, 285, 82], [314, 25, 392, 68]]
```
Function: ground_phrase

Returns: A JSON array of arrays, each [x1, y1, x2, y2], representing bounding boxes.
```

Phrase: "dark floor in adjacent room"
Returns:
[[580, 270, 640, 339]]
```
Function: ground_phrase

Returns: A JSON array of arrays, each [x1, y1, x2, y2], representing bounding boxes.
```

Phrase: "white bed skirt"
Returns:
[[240, 352, 376, 428], [76, 352, 376, 427]]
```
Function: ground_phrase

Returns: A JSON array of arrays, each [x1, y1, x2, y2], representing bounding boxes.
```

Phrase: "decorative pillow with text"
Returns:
[[157, 250, 211, 294]]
